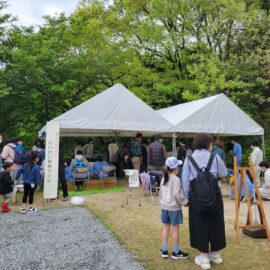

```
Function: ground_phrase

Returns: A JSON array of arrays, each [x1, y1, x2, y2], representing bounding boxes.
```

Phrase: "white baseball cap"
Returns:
[[165, 157, 183, 169]]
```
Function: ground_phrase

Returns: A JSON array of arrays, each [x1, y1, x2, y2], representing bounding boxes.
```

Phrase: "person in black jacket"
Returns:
[[0, 162, 13, 212], [177, 141, 187, 162], [177, 141, 187, 178], [59, 142, 68, 201]]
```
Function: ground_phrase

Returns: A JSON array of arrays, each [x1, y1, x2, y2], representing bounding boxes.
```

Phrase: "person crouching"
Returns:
[[16, 151, 41, 214], [0, 162, 14, 213]]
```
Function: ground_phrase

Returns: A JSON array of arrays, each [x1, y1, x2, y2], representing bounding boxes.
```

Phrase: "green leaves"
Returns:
[[0, 0, 270, 147]]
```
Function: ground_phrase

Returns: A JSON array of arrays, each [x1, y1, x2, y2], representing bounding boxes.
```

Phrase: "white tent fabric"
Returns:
[[39, 83, 174, 137], [157, 94, 264, 136]]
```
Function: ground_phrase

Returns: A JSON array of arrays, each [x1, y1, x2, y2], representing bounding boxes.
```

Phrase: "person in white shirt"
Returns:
[[251, 142, 263, 186], [83, 139, 94, 160], [259, 161, 270, 200], [159, 157, 189, 260], [108, 140, 120, 178]]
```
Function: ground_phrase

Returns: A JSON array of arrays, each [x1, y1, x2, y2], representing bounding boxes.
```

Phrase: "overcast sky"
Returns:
[[6, 0, 79, 26]]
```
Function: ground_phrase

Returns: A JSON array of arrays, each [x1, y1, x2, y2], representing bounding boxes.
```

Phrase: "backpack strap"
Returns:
[[206, 153, 216, 171], [188, 156, 201, 172]]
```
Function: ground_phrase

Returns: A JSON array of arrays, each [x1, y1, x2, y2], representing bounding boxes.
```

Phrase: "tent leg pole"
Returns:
[[172, 132, 176, 157], [262, 134, 266, 160]]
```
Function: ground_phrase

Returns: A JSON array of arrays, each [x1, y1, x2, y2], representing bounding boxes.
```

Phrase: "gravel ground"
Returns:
[[0, 207, 144, 270]]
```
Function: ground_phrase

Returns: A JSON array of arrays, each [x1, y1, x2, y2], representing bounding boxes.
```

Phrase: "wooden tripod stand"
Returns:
[[234, 156, 270, 244]]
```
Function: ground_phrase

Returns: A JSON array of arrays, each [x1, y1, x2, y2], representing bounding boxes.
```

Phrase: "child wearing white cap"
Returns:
[[159, 156, 189, 260]]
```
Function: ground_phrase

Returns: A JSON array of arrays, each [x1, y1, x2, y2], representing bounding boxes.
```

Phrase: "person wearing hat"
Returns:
[[159, 156, 189, 260], [148, 134, 167, 172]]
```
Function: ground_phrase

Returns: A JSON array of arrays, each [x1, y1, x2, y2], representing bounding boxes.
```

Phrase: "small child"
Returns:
[[159, 157, 189, 260], [0, 162, 14, 213], [16, 151, 41, 214]]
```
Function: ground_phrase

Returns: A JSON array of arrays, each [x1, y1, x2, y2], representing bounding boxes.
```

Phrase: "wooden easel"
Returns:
[[234, 156, 270, 244]]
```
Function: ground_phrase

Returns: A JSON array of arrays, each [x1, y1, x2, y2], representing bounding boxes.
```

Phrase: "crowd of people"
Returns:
[[0, 132, 270, 269], [158, 133, 269, 270], [0, 137, 45, 213]]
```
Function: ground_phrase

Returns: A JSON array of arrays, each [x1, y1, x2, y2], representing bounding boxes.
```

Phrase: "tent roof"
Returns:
[[40, 83, 174, 137], [157, 94, 264, 136]]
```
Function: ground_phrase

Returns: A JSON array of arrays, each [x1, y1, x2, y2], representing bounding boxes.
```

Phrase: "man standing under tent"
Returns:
[[251, 142, 263, 187], [230, 139, 242, 166], [212, 140, 226, 163], [59, 142, 68, 201], [177, 141, 187, 162], [83, 139, 94, 161], [108, 140, 120, 178], [131, 133, 143, 172], [148, 134, 167, 172]]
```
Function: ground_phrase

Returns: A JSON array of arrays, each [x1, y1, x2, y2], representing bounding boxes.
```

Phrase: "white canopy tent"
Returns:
[[39, 83, 174, 137], [157, 93, 264, 136], [41, 84, 175, 199]]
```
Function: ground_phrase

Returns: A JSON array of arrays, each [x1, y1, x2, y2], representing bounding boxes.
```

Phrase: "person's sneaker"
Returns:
[[19, 208, 27, 214], [62, 196, 68, 202], [208, 252, 223, 264], [195, 255, 211, 270], [28, 208, 38, 213], [159, 249, 168, 258], [171, 250, 189, 260]]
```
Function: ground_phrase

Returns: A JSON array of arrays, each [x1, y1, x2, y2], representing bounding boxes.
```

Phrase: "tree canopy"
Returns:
[[0, 0, 269, 153]]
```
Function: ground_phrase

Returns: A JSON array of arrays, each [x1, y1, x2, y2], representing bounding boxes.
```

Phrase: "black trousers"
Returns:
[[111, 162, 120, 178], [189, 187, 226, 253], [22, 183, 36, 204], [59, 163, 68, 197]]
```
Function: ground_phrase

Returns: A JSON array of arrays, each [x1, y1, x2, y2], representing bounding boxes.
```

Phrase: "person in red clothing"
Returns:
[[0, 162, 14, 213]]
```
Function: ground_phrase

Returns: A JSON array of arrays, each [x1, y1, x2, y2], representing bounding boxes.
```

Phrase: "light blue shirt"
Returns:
[[231, 172, 254, 198], [212, 146, 226, 162], [233, 143, 242, 165], [182, 149, 227, 199]]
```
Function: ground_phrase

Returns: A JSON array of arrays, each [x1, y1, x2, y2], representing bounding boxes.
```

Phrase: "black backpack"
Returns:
[[188, 153, 219, 214]]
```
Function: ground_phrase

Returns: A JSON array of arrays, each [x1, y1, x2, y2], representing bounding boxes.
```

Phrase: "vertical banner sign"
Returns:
[[44, 121, 60, 199]]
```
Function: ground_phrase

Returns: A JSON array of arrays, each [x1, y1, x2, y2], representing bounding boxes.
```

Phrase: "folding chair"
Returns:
[[101, 166, 116, 180], [145, 171, 164, 202], [72, 167, 90, 191], [100, 165, 116, 189]]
